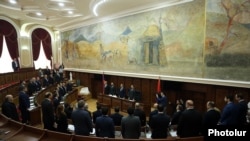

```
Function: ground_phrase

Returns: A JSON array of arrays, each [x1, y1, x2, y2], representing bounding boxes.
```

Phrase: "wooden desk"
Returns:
[[97, 94, 135, 112], [28, 106, 41, 126]]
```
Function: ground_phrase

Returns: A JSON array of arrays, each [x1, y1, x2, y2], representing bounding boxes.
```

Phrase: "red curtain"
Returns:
[[0, 20, 19, 59], [32, 28, 52, 61]]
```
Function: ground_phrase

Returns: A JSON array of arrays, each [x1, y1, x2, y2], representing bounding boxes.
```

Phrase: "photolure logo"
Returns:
[[208, 129, 247, 137]]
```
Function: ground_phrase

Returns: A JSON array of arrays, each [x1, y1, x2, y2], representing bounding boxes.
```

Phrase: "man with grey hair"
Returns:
[[71, 100, 93, 136], [1, 94, 19, 121]]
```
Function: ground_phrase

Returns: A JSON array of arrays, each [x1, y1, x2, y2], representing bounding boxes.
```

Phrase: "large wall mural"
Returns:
[[61, 0, 250, 82], [205, 0, 250, 81]]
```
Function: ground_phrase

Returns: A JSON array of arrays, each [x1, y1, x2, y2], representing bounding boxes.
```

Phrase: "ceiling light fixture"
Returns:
[[93, 0, 106, 16], [58, 2, 65, 7], [9, 0, 17, 4], [68, 11, 73, 14], [36, 12, 42, 16]]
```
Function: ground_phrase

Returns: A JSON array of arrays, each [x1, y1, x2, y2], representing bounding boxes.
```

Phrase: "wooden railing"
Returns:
[[0, 70, 38, 105]]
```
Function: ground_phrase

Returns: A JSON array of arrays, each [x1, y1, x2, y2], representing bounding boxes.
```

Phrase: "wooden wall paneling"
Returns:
[[0, 75, 5, 85], [150, 79, 157, 106], [124, 77, 133, 90], [117, 76, 125, 88], [205, 85, 216, 102], [12, 73, 19, 82], [166, 90, 178, 115], [140, 79, 150, 103], [181, 83, 207, 93], [19, 71, 27, 81], [0, 89, 8, 105], [5, 73, 13, 84], [80, 73, 89, 86], [91, 78, 102, 98], [110, 75, 117, 87], [132, 78, 141, 94]]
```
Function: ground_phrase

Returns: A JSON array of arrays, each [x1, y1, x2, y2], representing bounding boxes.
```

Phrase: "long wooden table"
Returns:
[[97, 94, 152, 115]]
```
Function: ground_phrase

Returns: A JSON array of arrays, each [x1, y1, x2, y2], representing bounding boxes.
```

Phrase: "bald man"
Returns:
[[177, 100, 202, 138], [134, 102, 146, 126], [149, 103, 158, 126], [1, 95, 19, 121]]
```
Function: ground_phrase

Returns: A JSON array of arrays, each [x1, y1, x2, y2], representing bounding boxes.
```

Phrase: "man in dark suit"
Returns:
[[202, 101, 220, 127], [150, 104, 171, 139], [12, 58, 19, 72], [149, 103, 158, 127], [110, 106, 123, 126], [218, 95, 238, 125], [43, 74, 50, 87], [134, 102, 146, 126], [27, 77, 37, 96], [1, 95, 19, 121], [121, 107, 141, 139], [171, 104, 183, 126], [103, 81, 110, 95], [71, 100, 93, 136], [127, 84, 136, 100], [109, 82, 116, 96], [41, 92, 55, 131], [18, 86, 30, 124], [235, 93, 248, 125], [95, 107, 115, 138], [177, 100, 202, 138], [92, 103, 102, 124], [118, 83, 126, 98]]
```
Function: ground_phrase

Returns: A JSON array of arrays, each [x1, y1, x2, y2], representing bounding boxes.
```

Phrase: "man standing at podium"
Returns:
[[127, 84, 136, 101], [109, 82, 116, 96], [103, 80, 110, 95]]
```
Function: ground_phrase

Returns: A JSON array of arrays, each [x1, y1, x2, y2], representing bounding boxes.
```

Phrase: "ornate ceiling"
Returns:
[[0, 0, 192, 31]]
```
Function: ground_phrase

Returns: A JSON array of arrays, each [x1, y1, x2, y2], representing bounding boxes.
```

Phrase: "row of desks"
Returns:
[[97, 94, 151, 116]]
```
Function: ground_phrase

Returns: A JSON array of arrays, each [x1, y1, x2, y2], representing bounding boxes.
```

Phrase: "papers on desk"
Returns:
[[170, 130, 177, 137], [79, 87, 90, 95], [68, 124, 95, 135]]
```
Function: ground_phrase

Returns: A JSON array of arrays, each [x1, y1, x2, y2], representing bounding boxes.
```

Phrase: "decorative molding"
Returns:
[[58, 0, 193, 31]]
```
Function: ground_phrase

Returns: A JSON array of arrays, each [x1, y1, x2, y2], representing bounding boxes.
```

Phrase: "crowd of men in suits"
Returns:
[[103, 81, 142, 102], [1, 75, 249, 139]]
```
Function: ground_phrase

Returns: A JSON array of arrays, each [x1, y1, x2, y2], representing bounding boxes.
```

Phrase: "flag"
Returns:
[[102, 72, 105, 94], [157, 77, 161, 93]]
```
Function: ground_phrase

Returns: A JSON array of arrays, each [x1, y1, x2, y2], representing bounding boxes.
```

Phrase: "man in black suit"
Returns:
[[149, 103, 158, 127], [103, 80, 110, 95], [1, 95, 19, 121], [12, 58, 19, 72], [150, 104, 171, 139], [177, 100, 202, 138], [95, 107, 115, 138], [134, 102, 146, 126], [18, 86, 30, 124], [127, 84, 136, 100], [43, 75, 50, 88], [27, 77, 37, 96], [109, 82, 116, 96], [118, 83, 126, 98], [121, 107, 141, 139], [41, 92, 56, 131], [235, 93, 248, 125], [171, 104, 183, 126], [71, 100, 93, 136], [92, 103, 102, 124], [110, 106, 123, 126], [202, 101, 220, 127]]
